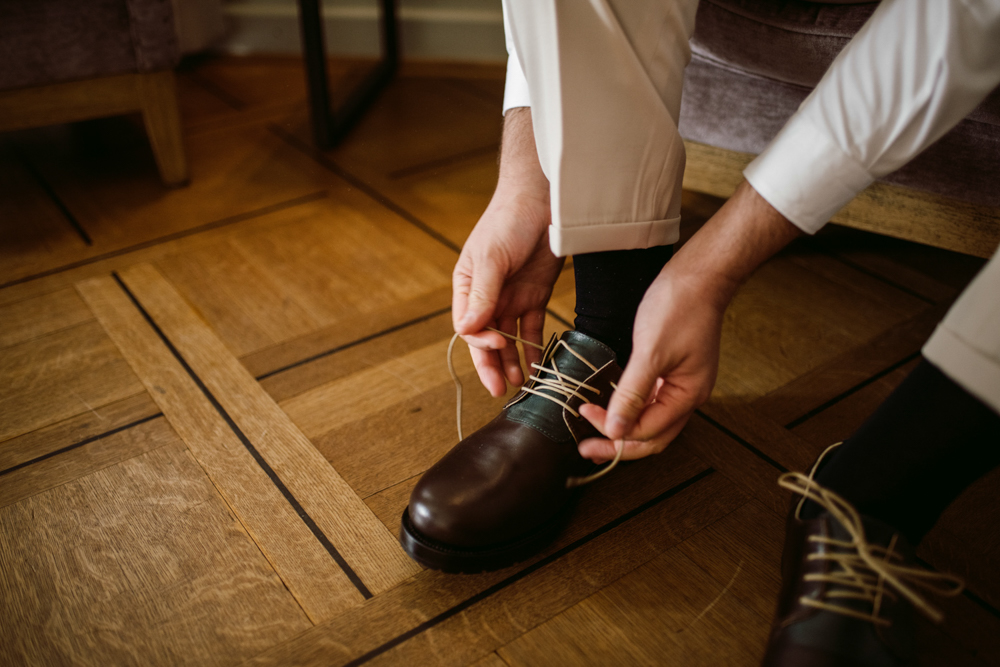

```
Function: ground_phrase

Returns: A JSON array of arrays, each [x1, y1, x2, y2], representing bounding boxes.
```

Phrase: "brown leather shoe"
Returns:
[[763, 470, 964, 667], [400, 331, 621, 573]]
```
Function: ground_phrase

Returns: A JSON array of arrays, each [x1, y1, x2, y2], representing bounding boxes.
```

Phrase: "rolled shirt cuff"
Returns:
[[743, 113, 875, 235], [502, 49, 531, 114], [923, 325, 1000, 416], [548, 216, 681, 257]]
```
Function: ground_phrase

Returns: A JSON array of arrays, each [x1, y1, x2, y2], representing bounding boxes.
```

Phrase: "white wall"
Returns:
[[220, 0, 506, 62]]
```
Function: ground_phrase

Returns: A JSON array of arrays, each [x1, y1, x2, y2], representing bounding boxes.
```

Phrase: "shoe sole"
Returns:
[[399, 504, 573, 574]]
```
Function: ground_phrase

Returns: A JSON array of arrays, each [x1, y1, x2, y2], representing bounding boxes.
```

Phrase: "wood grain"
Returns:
[[927, 567, 1000, 664], [281, 336, 482, 440], [371, 476, 748, 667], [925, 461, 1000, 611], [0, 146, 86, 287], [0, 319, 145, 443], [0, 416, 172, 508], [364, 474, 420, 535], [499, 548, 769, 667], [273, 74, 503, 250], [252, 291, 453, 399], [310, 377, 508, 498], [180, 57, 368, 137], [790, 358, 920, 446], [0, 442, 311, 666], [5, 57, 1000, 667], [753, 303, 949, 426], [676, 499, 785, 620], [373, 151, 500, 249], [677, 415, 788, 516], [546, 264, 578, 330], [700, 399, 824, 476], [76, 273, 368, 622], [247, 461, 741, 666], [683, 140, 1000, 259], [114, 263, 421, 594], [0, 392, 159, 474], [469, 653, 510, 667], [11, 122, 336, 269], [153, 240, 322, 357], [714, 254, 930, 401], [152, 194, 455, 359], [279, 316, 561, 498], [0, 287, 93, 349]]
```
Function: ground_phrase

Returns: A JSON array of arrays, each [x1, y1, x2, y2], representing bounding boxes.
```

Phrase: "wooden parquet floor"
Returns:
[[1, 56, 998, 666]]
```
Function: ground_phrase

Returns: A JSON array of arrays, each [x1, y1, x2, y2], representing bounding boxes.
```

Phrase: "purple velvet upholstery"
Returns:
[[691, 0, 876, 88], [679, 0, 1000, 207], [0, 0, 179, 91]]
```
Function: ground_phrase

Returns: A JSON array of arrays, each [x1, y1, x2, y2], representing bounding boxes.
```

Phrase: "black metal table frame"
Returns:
[[297, 0, 398, 149]]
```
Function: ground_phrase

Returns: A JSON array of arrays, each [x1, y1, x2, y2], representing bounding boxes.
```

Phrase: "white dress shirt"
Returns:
[[744, 0, 1000, 234]]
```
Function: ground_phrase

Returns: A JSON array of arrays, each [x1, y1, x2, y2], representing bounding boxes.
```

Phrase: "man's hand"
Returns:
[[578, 264, 728, 460], [579, 180, 803, 461], [453, 107, 564, 397]]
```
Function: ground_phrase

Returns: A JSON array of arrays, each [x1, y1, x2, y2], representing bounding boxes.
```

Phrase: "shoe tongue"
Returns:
[[545, 331, 617, 378], [504, 331, 617, 441], [824, 512, 914, 558]]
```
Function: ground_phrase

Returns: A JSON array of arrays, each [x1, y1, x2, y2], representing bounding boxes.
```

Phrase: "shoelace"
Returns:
[[778, 443, 964, 625], [447, 329, 624, 487]]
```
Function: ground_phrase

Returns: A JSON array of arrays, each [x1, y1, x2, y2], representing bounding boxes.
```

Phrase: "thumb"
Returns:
[[605, 361, 660, 440]]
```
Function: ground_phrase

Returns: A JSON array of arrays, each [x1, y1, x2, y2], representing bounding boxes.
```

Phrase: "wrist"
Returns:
[[669, 181, 801, 305], [658, 253, 740, 313], [486, 183, 551, 233]]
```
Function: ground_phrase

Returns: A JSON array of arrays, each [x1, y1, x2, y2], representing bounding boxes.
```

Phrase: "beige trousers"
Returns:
[[924, 248, 1000, 415], [502, 0, 698, 257]]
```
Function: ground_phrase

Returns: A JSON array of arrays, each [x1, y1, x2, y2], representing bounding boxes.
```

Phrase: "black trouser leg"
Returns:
[[572, 245, 673, 365], [801, 358, 1000, 545]]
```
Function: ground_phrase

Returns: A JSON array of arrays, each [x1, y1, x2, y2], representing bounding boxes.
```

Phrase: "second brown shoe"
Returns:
[[763, 463, 965, 667], [399, 330, 622, 573]]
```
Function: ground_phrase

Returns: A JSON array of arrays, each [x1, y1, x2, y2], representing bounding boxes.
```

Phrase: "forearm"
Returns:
[[495, 107, 549, 205], [665, 180, 802, 306]]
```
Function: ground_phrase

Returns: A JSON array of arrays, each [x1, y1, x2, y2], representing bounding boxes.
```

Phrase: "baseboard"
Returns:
[[220, 1, 506, 62]]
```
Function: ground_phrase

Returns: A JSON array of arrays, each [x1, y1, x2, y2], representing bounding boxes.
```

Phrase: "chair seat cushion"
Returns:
[[682, 0, 1000, 207], [0, 0, 178, 91], [692, 0, 999, 126], [691, 0, 877, 88]]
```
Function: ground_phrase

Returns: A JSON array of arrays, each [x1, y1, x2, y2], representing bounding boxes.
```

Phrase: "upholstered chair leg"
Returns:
[[138, 71, 188, 187]]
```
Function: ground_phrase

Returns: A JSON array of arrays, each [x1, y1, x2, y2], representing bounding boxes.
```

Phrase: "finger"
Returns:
[[455, 261, 505, 335], [496, 316, 524, 386], [519, 309, 546, 371], [622, 397, 694, 443], [461, 329, 509, 351], [604, 361, 661, 440], [452, 263, 472, 332], [577, 435, 665, 463], [469, 345, 507, 397], [583, 386, 696, 446]]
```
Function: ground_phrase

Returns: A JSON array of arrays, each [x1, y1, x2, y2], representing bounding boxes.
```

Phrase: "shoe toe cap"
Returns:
[[407, 476, 493, 547]]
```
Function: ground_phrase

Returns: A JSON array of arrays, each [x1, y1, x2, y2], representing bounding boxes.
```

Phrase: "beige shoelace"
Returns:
[[779, 443, 964, 625], [447, 328, 624, 488]]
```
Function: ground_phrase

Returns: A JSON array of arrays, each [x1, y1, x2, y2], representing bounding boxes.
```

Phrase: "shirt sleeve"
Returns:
[[744, 0, 1000, 234], [501, 0, 531, 114]]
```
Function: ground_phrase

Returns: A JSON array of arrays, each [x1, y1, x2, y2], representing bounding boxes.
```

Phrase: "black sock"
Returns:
[[800, 358, 1000, 545], [573, 245, 673, 365]]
